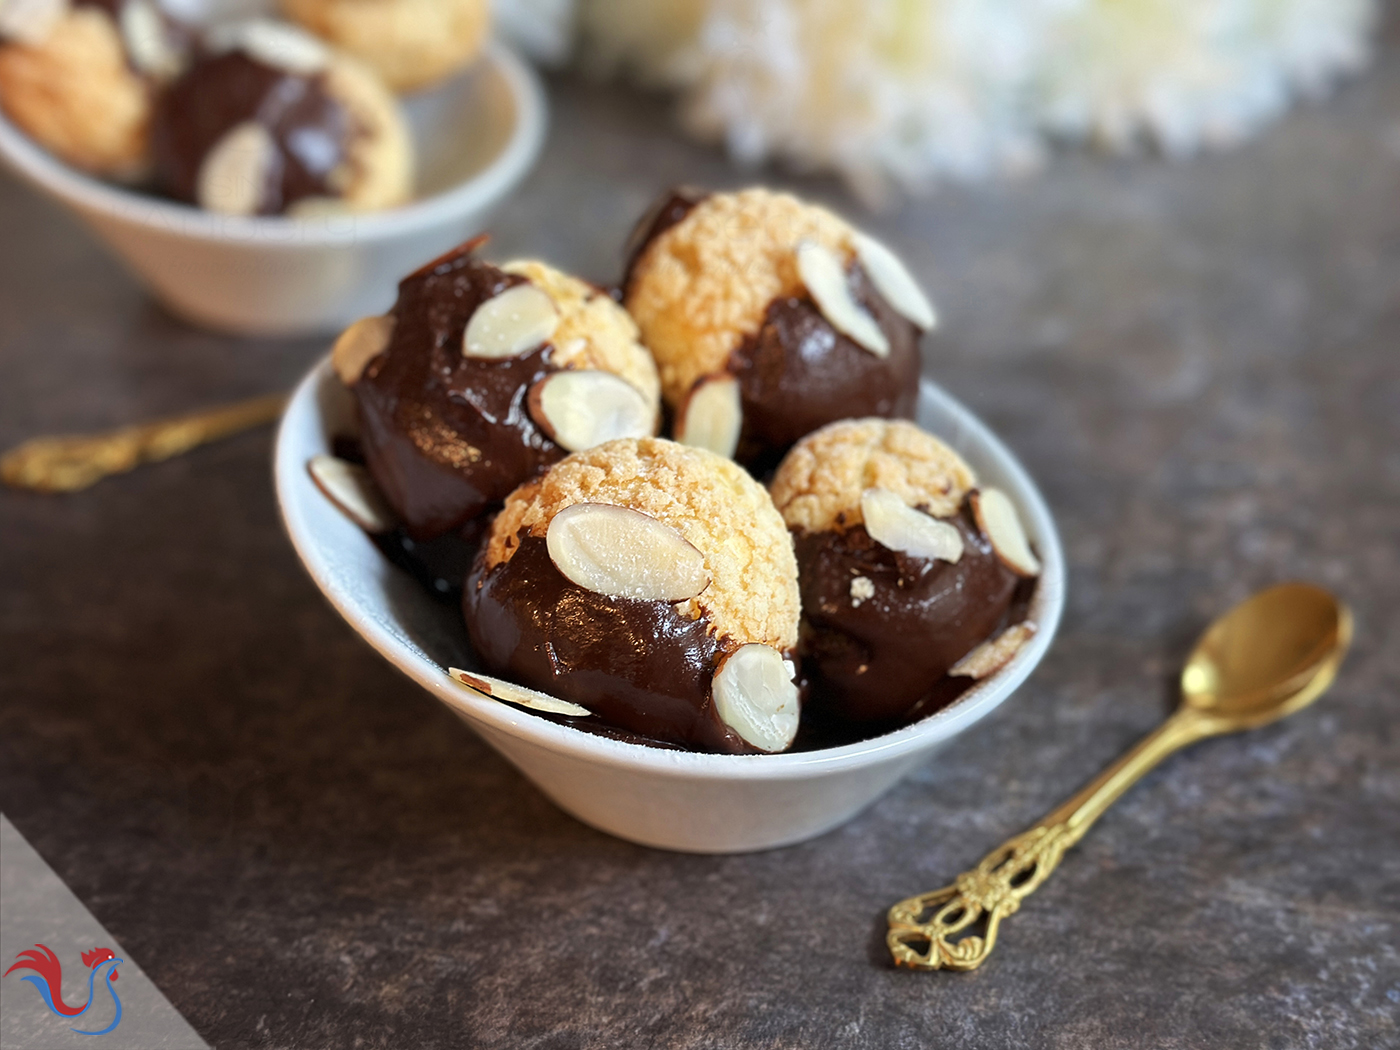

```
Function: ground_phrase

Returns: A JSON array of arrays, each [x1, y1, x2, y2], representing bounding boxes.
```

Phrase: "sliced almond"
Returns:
[[972, 488, 1042, 576], [950, 622, 1037, 679], [208, 18, 329, 75], [527, 370, 654, 452], [331, 315, 394, 386], [860, 487, 964, 563], [448, 668, 591, 718], [196, 120, 276, 217], [796, 241, 890, 358], [0, 0, 65, 45], [307, 455, 395, 533], [674, 375, 742, 458], [546, 503, 709, 603], [120, 0, 181, 79], [712, 644, 800, 753], [852, 231, 937, 330], [463, 284, 558, 360]]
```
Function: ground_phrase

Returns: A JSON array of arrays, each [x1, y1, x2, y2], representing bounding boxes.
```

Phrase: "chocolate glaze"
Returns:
[[730, 260, 921, 473], [795, 499, 1020, 724], [372, 522, 486, 605], [353, 246, 566, 540], [152, 51, 357, 214], [328, 432, 486, 601], [465, 534, 755, 754]]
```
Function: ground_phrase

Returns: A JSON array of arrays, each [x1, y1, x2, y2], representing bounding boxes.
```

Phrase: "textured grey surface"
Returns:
[[2, 27, 1399, 1050]]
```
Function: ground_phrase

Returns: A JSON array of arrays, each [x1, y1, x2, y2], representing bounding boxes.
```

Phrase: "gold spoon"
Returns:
[[887, 581, 1352, 972], [0, 392, 288, 493]]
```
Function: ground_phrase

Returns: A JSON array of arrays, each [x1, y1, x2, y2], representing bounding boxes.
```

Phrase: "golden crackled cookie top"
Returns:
[[624, 187, 857, 407], [486, 437, 800, 650], [280, 0, 489, 93], [770, 418, 978, 534]]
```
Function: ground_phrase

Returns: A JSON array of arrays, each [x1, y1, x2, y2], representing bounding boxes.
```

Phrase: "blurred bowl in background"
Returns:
[[0, 40, 546, 336]]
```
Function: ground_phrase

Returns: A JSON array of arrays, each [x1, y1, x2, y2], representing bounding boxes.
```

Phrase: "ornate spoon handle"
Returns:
[[1, 392, 288, 493], [887, 707, 1222, 971]]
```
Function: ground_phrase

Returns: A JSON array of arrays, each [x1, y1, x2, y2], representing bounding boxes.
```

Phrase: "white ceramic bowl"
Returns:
[[275, 358, 1066, 853], [0, 41, 546, 335]]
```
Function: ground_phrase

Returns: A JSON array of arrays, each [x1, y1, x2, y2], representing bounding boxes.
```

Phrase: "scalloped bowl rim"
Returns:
[[275, 356, 1065, 782]]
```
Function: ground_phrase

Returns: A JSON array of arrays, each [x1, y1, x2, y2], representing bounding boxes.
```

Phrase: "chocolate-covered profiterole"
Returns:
[[465, 438, 803, 754], [771, 419, 1039, 725], [0, 0, 191, 178], [624, 187, 932, 470], [336, 241, 661, 539], [151, 19, 411, 216]]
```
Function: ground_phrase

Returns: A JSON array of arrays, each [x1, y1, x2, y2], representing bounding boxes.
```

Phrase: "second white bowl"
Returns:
[[275, 359, 1066, 853], [0, 40, 546, 336]]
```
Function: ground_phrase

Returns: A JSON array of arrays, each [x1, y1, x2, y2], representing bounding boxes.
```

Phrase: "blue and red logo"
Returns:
[[4, 944, 125, 1035]]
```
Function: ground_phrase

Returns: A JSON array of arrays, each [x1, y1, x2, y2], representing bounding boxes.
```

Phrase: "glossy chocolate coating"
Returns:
[[795, 500, 1019, 724], [465, 534, 752, 753], [152, 51, 356, 214], [353, 247, 566, 539], [730, 260, 920, 470]]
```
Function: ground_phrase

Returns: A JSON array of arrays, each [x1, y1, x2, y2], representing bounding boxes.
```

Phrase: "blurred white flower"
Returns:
[[1035, 0, 1377, 155], [679, 0, 1048, 202], [559, 0, 1378, 196]]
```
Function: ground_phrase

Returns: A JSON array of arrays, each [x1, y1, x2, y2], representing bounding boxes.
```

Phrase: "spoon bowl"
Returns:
[[1180, 582, 1352, 727]]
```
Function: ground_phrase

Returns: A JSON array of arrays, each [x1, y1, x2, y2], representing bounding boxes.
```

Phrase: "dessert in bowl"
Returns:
[[274, 186, 1064, 852], [275, 359, 1063, 852]]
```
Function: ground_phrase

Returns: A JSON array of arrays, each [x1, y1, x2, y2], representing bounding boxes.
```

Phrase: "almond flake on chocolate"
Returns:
[[950, 622, 1037, 679], [528, 370, 654, 452], [307, 454, 395, 533], [972, 488, 1042, 576], [796, 241, 890, 358], [120, 0, 181, 79], [196, 121, 276, 216], [463, 284, 558, 360], [860, 487, 964, 563], [675, 375, 742, 458], [0, 0, 64, 45], [546, 502, 709, 603], [712, 644, 800, 753], [332, 314, 395, 386], [448, 667, 591, 717], [852, 231, 937, 331], [208, 18, 329, 75]]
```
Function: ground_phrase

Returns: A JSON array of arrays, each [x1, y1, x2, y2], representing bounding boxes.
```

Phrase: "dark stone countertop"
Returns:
[[2, 30, 1398, 1050]]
